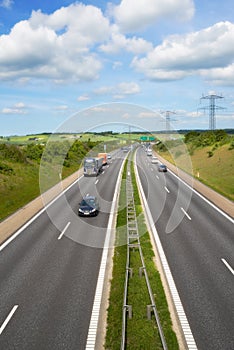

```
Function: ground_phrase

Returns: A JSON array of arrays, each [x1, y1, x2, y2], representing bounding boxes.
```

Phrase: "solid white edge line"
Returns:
[[181, 207, 192, 221], [134, 151, 198, 350], [85, 158, 125, 350], [0, 305, 18, 335], [0, 176, 83, 252], [221, 258, 234, 275], [58, 222, 70, 240], [167, 169, 234, 224]]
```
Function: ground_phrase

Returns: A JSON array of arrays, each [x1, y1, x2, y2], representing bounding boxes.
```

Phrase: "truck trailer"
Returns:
[[83, 157, 103, 176], [98, 153, 107, 165]]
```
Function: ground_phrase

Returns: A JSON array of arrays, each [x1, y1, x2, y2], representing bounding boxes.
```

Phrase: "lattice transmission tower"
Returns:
[[200, 93, 225, 130]]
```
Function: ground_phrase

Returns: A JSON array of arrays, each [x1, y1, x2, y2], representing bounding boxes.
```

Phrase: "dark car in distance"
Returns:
[[158, 164, 167, 172], [78, 196, 100, 216]]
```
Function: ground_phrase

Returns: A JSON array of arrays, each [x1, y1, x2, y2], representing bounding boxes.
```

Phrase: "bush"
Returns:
[[0, 162, 14, 174]]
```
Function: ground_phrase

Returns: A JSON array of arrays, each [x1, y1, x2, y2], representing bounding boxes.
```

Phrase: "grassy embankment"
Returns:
[[0, 140, 97, 221], [0, 132, 144, 221], [105, 154, 179, 350], [154, 131, 234, 201]]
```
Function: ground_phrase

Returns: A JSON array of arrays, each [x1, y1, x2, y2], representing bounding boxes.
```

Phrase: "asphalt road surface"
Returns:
[[136, 147, 234, 350], [0, 150, 124, 350]]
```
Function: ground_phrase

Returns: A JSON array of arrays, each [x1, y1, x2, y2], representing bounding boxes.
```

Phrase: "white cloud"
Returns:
[[2, 108, 26, 114], [112, 61, 122, 70], [112, 0, 194, 32], [117, 82, 140, 95], [0, 4, 110, 83], [1, 101, 27, 114], [77, 95, 90, 101], [14, 102, 25, 109], [200, 63, 234, 86], [93, 82, 140, 99], [0, 0, 13, 9], [100, 30, 153, 54], [54, 105, 69, 110], [137, 111, 159, 119], [132, 21, 234, 85]]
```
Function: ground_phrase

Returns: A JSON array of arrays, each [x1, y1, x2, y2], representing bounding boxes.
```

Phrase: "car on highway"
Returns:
[[158, 164, 167, 172], [107, 153, 112, 159], [78, 195, 100, 216], [151, 156, 158, 164]]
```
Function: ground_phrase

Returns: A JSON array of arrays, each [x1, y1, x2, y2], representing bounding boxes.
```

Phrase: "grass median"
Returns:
[[105, 153, 179, 350]]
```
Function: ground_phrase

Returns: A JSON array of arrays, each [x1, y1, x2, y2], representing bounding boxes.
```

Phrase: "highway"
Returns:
[[136, 146, 234, 350], [0, 151, 124, 350], [1, 145, 233, 350]]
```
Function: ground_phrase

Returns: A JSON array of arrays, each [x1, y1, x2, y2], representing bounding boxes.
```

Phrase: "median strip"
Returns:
[[105, 150, 179, 350]]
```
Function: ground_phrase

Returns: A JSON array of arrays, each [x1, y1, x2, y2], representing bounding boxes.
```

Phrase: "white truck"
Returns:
[[83, 157, 103, 176]]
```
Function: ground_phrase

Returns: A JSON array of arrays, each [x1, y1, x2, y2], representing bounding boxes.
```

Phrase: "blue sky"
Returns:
[[0, 0, 234, 135]]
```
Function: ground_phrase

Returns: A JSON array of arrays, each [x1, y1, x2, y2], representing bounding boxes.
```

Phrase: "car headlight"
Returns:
[[90, 208, 96, 212], [79, 208, 84, 212]]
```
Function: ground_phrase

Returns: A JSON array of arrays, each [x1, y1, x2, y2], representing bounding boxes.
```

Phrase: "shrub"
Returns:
[[0, 162, 14, 174]]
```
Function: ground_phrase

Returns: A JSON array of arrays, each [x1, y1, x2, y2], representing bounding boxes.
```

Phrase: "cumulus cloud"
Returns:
[[0, 3, 109, 83], [94, 82, 140, 99], [112, 0, 195, 32], [132, 21, 234, 84], [100, 30, 153, 54]]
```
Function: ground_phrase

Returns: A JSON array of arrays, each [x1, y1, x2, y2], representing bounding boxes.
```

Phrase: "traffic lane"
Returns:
[[137, 152, 234, 350], [0, 155, 125, 348], [0, 153, 123, 282], [0, 235, 103, 350], [154, 212, 234, 350]]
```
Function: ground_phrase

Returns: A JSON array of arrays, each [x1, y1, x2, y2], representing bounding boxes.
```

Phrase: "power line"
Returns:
[[199, 93, 225, 130]]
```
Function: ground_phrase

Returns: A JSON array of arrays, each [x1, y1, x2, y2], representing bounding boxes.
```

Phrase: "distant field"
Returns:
[[0, 132, 145, 144]]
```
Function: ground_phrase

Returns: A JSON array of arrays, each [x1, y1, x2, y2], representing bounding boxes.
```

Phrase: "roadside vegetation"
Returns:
[[154, 130, 234, 200], [0, 140, 98, 221], [105, 153, 179, 350]]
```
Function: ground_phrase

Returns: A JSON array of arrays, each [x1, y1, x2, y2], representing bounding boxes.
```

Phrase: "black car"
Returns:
[[158, 164, 167, 172], [78, 196, 100, 216]]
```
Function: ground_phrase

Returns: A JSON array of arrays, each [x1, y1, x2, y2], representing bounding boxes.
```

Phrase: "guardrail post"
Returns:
[[147, 305, 153, 320], [127, 305, 132, 319], [128, 267, 133, 278], [139, 266, 145, 277]]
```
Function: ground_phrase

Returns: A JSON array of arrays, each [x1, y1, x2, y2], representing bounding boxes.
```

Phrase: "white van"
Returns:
[[147, 149, 152, 156], [151, 156, 158, 164]]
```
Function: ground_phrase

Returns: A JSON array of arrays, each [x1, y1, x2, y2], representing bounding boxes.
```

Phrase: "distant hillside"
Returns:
[[154, 130, 234, 201]]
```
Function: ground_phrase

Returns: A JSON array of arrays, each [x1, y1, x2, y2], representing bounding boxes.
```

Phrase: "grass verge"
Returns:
[[105, 153, 179, 349]]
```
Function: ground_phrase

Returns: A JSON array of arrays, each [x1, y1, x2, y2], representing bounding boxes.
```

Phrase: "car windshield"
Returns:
[[80, 198, 96, 206]]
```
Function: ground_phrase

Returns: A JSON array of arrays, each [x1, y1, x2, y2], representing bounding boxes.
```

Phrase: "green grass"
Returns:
[[105, 155, 179, 350], [155, 143, 234, 201], [0, 162, 40, 220]]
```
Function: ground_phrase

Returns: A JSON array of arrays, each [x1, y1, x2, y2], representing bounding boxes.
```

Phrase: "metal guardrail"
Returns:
[[121, 154, 168, 350]]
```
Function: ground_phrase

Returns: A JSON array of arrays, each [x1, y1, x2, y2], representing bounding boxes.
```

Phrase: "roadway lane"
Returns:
[[136, 147, 234, 350], [0, 151, 124, 349]]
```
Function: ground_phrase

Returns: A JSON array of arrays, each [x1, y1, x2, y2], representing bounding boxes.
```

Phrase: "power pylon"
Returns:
[[200, 93, 225, 130], [161, 110, 176, 133]]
